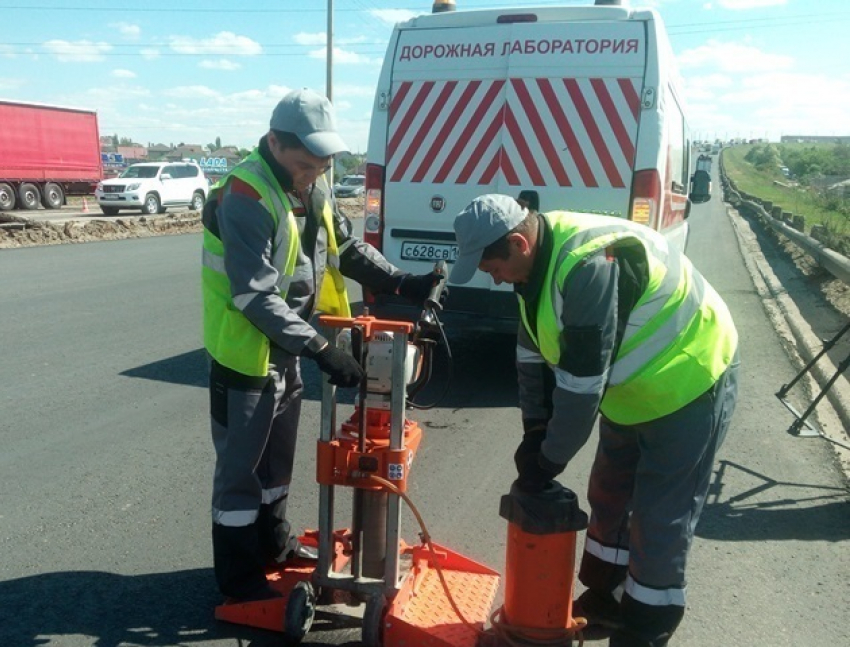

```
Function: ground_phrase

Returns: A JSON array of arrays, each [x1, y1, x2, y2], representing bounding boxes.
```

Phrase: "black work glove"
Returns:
[[312, 344, 364, 388], [514, 427, 566, 493], [513, 427, 546, 473], [397, 271, 447, 307]]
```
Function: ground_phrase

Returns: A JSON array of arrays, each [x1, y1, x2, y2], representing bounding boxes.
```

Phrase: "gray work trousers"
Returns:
[[579, 352, 740, 646], [209, 350, 303, 598]]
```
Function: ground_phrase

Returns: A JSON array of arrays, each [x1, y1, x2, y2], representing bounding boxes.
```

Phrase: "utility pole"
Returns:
[[326, 0, 335, 185], [326, 0, 334, 102]]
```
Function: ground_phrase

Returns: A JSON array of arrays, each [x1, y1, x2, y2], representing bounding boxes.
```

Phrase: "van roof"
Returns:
[[400, 4, 647, 29]]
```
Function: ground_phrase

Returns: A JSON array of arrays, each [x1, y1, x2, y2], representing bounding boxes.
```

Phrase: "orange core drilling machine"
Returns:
[[216, 260, 590, 647]]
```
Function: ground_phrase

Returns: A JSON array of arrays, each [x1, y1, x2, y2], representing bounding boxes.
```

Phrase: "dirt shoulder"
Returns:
[[0, 214, 203, 249], [0, 197, 364, 250]]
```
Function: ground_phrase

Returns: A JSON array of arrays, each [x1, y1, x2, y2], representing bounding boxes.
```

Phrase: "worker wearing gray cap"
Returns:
[[452, 194, 740, 647], [202, 89, 441, 602]]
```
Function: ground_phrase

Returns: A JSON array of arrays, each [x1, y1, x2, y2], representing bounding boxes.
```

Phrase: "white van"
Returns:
[[363, 1, 695, 332]]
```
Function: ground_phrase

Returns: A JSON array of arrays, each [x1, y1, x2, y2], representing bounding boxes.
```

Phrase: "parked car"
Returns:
[[333, 174, 365, 198], [94, 161, 208, 215]]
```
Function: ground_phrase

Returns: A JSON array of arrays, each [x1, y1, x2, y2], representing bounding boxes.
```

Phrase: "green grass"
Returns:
[[722, 144, 847, 235]]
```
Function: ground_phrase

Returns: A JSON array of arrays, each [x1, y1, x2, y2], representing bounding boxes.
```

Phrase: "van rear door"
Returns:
[[379, 13, 646, 322]]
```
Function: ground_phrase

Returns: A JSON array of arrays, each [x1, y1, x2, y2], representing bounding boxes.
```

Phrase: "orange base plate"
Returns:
[[384, 542, 501, 647]]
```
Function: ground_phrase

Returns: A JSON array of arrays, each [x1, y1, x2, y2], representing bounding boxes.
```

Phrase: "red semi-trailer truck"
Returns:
[[0, 99, 102, 211]]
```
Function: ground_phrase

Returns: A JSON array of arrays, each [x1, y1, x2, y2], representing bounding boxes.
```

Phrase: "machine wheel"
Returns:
[[190, 191, 205, 211], [0, 182, 15, 211], [362, 594, 387, 647], [101, 206, 120, 216], [18, 183, 40, 210], [141, 193, 160, 215], [41, 182, 64, 209], [283, 580, 316, 645]]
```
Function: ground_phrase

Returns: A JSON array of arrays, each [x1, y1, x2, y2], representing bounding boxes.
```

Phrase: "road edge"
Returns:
[[725, 202, 850, 480]]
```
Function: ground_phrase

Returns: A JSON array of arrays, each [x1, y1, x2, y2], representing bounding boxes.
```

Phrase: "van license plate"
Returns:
[[400, 242, 458, 262]]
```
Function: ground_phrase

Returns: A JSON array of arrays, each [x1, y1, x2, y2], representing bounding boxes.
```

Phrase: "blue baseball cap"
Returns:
[[451, 194, 528, 284]]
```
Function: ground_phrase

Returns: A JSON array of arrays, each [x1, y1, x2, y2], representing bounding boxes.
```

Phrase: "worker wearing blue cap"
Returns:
[[201, 89, 441, 603], [452, 194, 740, 647]]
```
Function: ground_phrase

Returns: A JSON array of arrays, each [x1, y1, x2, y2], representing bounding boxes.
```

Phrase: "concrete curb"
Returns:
[[724, 203, 850, 473]]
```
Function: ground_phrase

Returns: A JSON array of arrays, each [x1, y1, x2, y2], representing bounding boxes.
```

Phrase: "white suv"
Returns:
[[95, 162, 208, 216]]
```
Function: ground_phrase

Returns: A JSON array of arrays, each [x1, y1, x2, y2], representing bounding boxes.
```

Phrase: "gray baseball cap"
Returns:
[[450, 194, 528, 284], [270, 88, 349, 157]]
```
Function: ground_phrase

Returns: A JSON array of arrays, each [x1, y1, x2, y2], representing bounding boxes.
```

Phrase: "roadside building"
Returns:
[[147, 143, 173, 162], [117, 145, 148, 163]]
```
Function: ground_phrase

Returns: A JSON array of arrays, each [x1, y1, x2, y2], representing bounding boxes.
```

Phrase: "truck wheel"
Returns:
[[190, 191, 205, 211], [141, 193, 160, 215], [0, 182, 16, 211], [18, 183, 40, 210], [41, 182, 64, 209]]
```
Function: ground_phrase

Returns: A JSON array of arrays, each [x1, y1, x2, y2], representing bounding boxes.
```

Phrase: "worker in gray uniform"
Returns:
[[450, 194, 740, 647], [201, 88, 441, 602]]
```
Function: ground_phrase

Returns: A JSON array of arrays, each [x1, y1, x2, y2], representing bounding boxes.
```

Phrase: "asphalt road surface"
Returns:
[[1, 188, 848, 646]]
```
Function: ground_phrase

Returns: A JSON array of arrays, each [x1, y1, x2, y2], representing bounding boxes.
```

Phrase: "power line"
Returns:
[[669, 14, 850, 36]]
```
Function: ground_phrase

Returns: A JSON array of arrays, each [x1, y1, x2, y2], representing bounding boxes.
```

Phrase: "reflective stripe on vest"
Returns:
[[519, 211, 737, 424], [201, 150, 299, 377]]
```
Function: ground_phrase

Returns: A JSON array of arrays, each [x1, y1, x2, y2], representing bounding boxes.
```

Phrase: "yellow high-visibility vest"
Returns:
[[519, 211, 737, 424], [202, 149, 350, 376]]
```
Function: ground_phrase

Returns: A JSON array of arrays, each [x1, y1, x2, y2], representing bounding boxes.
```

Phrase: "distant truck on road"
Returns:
[[0, 99, 102, 211]]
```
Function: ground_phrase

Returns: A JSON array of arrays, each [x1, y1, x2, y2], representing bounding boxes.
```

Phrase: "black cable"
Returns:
[[408, 309, 453, 410]]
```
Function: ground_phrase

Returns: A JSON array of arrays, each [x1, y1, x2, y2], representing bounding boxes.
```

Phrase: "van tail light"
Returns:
[[630, 169, 661, 230], [363, 163, 385, 252], [362, 163, 386, 305]]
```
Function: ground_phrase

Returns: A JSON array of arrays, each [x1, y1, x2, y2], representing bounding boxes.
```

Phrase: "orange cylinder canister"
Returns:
[[499, 483, 589, 634]]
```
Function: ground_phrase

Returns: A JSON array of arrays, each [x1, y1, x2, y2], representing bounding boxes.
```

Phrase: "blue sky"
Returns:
[[0, 0, 847, 152]]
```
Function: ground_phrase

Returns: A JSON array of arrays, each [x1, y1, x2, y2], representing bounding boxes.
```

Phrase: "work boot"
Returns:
[[572, 588, 624, 638], [285, 535, 319, 560], [212, 521, 271, 600], [260, 500, 318, 566]]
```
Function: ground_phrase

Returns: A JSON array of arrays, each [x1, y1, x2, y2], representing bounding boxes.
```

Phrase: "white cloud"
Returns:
[[162, 85, 221, 100], [199, 58, 241, 71], [169, 31, 262, 56], [370, 9, 419, 25], [689, 72, 850, 140], [86, 86, 151, 100], [111, 69, 136, 79], [333, 84, 378, 99], [308, 46, 376, 65], [43, 39, 112, 63], [111, 22, 141, 39], [717, 0, 787, 9], [678, 39, 793, 74], [92, 85, 302, 149], [0, 44, 16, 58], [339, 36, 372, 46], [293, 33, 374, 51], [685, 73, 733, 92], [294, 32, 327, 46], [140, 48, 160, 60]]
